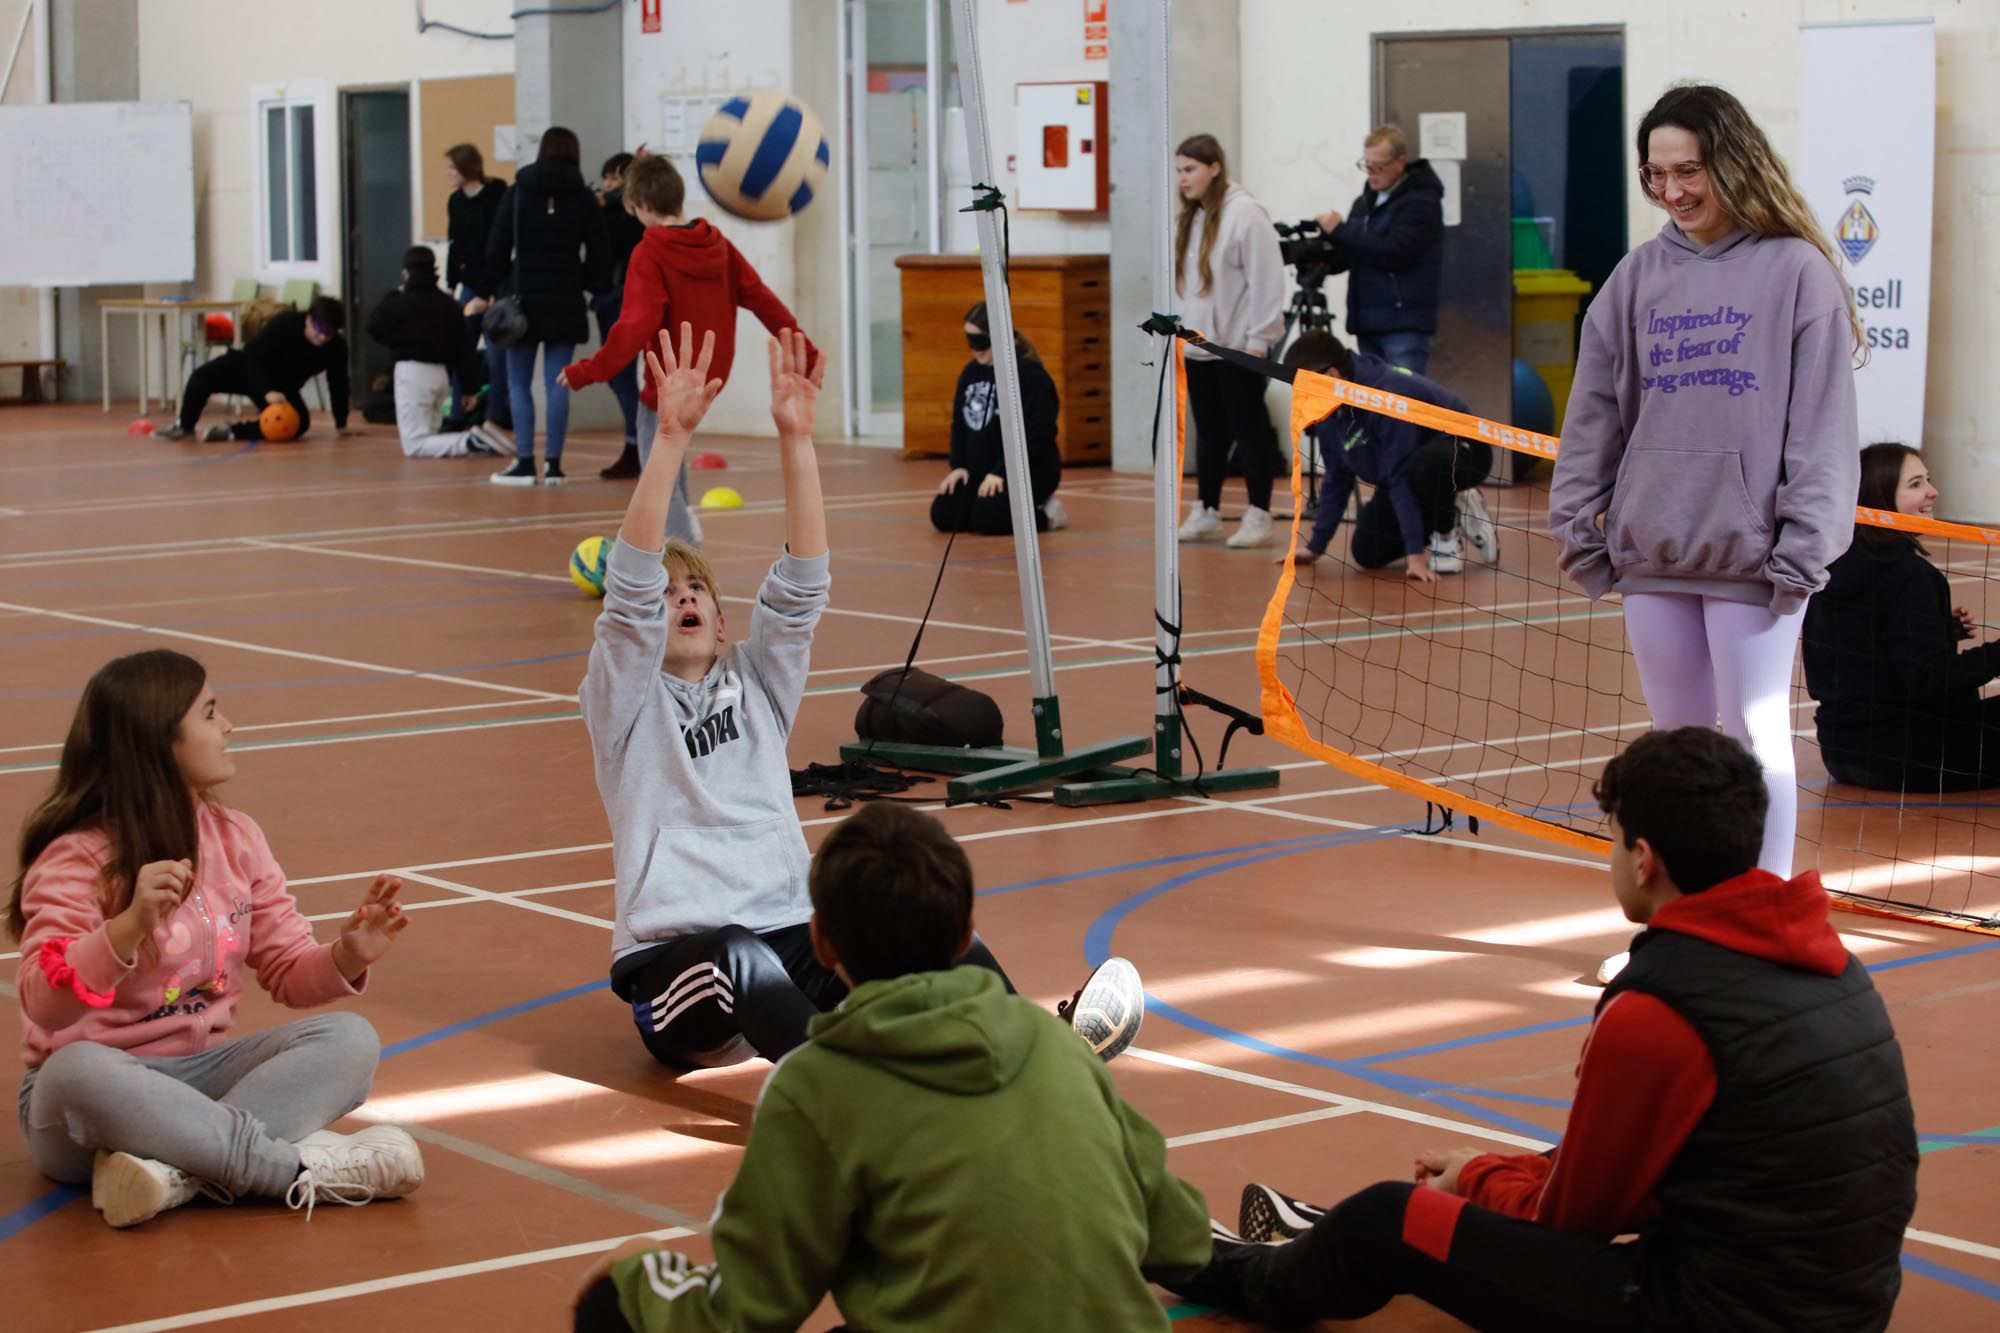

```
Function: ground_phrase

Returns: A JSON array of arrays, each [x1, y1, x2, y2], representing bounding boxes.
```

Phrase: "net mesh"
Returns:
[[1253, 367, 2000, 934]]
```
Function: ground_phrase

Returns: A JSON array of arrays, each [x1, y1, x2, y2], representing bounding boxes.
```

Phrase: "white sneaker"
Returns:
[[1041, 496, 1068, 530], [1427, 531, 1464, 574], [1178, 501, 1223, 542], [1595, 951, 1631, 986], [1456, 489, 1499, 563], [92, 1151, 212, 1228], [1227, 506, 1275, 548], [287, 1125, 425, 1217]]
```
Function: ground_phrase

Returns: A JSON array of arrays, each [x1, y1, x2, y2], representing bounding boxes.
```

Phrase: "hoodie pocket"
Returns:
[[628, 816, 808, 938], [1606, 448, 1772, 580]]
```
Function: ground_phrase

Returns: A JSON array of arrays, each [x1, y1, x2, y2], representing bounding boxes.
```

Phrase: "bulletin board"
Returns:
[[417, 74, 517, 241]]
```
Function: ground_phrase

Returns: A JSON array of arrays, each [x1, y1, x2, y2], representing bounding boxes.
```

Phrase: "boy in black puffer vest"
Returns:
[[1173, 727, 1917, 1333]]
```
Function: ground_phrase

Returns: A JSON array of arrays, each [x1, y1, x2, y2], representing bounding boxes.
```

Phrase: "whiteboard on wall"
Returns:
[[0, 101, 197, 287]]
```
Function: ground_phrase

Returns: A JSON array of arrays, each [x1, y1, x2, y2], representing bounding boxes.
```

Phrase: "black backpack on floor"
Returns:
[[855, 667, 1003, 749]]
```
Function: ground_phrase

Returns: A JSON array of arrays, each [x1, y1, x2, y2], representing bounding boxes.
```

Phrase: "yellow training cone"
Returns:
[[699, 485, 744, 510]]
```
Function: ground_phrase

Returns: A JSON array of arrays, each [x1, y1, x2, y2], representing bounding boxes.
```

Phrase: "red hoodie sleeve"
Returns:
[[729, 244, 819, 367], [568, 244, 670, 387], [1458, 990, 1715, 1236]]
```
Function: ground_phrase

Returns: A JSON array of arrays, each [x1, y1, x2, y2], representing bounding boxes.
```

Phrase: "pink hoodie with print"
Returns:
[[16, 802, 362, 1068]]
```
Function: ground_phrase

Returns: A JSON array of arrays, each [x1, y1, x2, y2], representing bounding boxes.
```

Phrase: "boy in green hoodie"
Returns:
[[571, 802, 1214, 1333]]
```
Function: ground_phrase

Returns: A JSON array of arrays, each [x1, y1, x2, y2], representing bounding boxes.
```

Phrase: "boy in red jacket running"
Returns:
[[559, 156, 815, 544]]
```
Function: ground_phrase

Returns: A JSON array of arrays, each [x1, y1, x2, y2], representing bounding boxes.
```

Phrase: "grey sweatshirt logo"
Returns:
[[682, 704, 742, 759]]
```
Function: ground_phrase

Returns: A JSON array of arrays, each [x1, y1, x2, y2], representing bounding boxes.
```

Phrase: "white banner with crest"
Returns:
[[1798, 20, 1935, 446]]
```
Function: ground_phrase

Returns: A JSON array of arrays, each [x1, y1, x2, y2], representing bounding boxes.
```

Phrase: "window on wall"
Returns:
[[257, 90, 321, 270]]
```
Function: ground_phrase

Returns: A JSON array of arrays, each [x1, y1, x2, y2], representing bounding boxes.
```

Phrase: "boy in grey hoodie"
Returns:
[[582, 325, 1143, 1070]]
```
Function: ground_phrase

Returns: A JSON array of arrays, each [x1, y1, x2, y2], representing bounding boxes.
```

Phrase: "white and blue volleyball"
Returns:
[[695, 91, 830, 222]]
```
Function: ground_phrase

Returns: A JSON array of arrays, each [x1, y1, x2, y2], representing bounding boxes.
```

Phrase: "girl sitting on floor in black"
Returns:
[[931, 302, 1066, 535], [1803, 442, 2000, 792]]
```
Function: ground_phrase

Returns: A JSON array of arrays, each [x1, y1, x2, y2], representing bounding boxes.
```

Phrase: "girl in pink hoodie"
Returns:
[[11, 649, 425, 1227]]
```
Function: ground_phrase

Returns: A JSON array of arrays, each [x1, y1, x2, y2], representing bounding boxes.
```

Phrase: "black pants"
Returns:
[[178, 351, 309, 441], [1187, 358, 1278, 512], [1821, 696, 2000, 793], [610, 923, 1015, 1068], [1349, 433, 1493, 569], [929, 475, 1057, 535], [1174, 1181, 1647, 1332]]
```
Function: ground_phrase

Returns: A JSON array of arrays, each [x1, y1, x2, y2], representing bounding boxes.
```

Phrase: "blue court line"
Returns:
[[1354, 935, 2000, 1069], [1901, 1252, 2000, 1301], [0, 1186, 83, 1244], [977, 828, 1391, 899], [0, 976, 609, 1243], [1080, 823, 1569, 1144], [189, 442, 260, 466]]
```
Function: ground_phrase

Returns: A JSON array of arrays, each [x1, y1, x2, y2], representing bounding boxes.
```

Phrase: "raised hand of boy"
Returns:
[[769, 330, 828, 559]]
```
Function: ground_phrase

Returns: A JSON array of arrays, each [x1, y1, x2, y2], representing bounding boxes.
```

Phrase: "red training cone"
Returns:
[[690, 451, 727, 470], [128, 418, 156, 435]]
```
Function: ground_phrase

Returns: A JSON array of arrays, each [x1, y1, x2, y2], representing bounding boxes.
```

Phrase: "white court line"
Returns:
[[242, 536, 1124, 647], [1904, 1226, 2000, 1264], [1126, 1046, 1554, 1150], [1164, 1104, 1366, 1148], [77, 1227, 698, 1333], [395, 870, 615, 931], [0, 600, 571, 704]]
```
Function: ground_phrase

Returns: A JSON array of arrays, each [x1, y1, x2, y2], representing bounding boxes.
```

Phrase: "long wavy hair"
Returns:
[[7, 650, 208, 940], [1174, 134, 1230, 297], [1637, 85, 1863, 357]]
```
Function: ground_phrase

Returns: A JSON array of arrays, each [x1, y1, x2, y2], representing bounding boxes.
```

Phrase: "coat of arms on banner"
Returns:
[[1836, 176, 1880, 263]]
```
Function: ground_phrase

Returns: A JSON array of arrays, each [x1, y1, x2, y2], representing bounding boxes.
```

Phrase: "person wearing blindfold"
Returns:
[[931, 302, 1066, 535]]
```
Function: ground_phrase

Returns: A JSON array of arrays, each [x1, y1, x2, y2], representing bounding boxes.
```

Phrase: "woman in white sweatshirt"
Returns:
[[1173, 134, 1288, 548]]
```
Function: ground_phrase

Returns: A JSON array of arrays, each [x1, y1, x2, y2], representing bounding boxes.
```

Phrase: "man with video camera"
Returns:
[[1313, 125, 1446, 374]]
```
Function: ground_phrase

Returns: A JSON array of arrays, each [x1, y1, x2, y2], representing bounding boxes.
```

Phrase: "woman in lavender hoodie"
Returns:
[[1549, 84, 1861, 882]]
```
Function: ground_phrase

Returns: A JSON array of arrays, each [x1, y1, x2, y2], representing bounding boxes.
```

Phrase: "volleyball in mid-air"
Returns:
[[695, 91, 830, 222]]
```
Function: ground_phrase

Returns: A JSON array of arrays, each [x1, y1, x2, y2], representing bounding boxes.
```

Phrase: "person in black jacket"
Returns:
[[444, 142, 511, 431], [365, 246, 509, 459], [1313, 125, 1446, 374], [1804, 443, 2000, 791], [480, 125, 609, 486], [1173, 727, 1916, 1333], [931, 302, 1065, 535], [155, 297, 351, 443], [594, 151, 647, 478]]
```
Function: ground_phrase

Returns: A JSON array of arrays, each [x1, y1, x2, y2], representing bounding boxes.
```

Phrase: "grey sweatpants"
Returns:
[[17, 1012, 381, 1199], [634, 402, 701, 546]]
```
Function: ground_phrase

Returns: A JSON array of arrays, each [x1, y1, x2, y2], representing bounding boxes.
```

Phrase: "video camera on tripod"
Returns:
[[1273, 219, 1340, 346], [1273, 219, 1344, 518]]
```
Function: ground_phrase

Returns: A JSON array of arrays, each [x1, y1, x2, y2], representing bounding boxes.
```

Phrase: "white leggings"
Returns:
[[1621, 593, 1805, 876]]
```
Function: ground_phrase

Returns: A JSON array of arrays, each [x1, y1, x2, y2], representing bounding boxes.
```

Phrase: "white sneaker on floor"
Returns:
[[464, 429, 508, 457], [201, 425, 234, 443], [287, 1125, 425, 1217], [1041, 496, 1069, 530], [1178, 501, 1223, 542], [1427, 531, 1465, 574], [1227, 505, 1275, 548], [1455, 488, 1499, 563], [490, 458, 539, 486], [91, 1151, 209, 1228]]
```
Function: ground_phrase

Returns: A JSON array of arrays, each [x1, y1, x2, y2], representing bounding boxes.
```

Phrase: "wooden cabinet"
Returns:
[[895, 253, 1109, 465]]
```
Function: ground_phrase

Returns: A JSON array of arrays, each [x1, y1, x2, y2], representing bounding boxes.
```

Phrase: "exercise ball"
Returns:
[[259, 400, 302, 442]]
